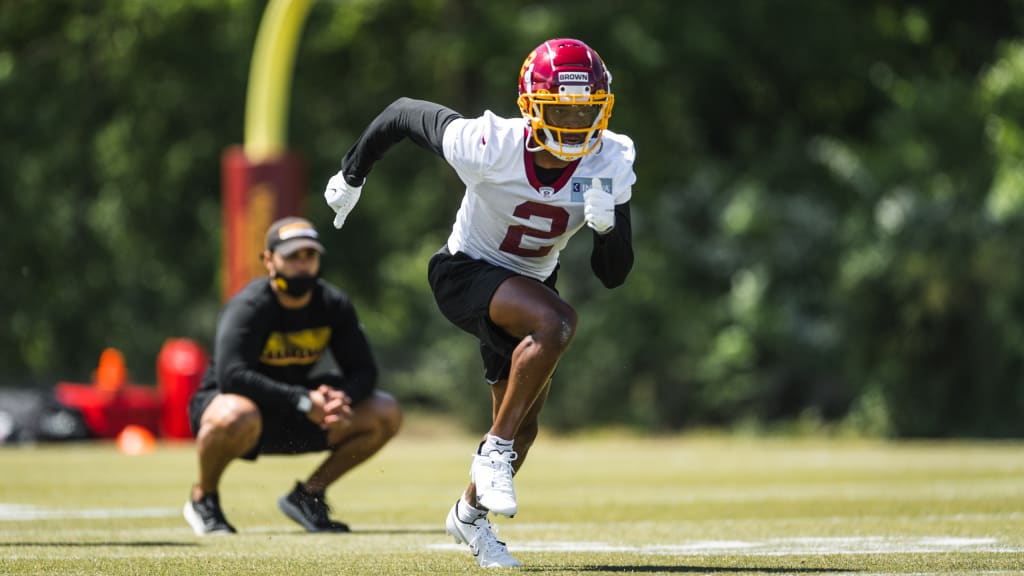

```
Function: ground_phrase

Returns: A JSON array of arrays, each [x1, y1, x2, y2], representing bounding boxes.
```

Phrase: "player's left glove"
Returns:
[[324, 170, 363, 229], [583, 177, 615, 235]]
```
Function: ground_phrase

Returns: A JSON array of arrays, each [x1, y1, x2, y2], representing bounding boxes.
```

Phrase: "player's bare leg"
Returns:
[[488, 277, 576, 440], [493, 376, 550, 474], [446, 377, 550, 567], [464, 276, 576, 516], [464, 379, 550, 508]]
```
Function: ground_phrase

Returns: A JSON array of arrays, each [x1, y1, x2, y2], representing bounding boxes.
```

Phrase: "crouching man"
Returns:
[[183, 216, 402, 535]]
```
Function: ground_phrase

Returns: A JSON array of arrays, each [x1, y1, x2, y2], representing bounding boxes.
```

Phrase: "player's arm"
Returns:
[[214, 300, 310, 409], [340, 97, 463, 185], [325, 298, 379, 406], [590, 201, 634, 289], [325, 98, 462, 228]]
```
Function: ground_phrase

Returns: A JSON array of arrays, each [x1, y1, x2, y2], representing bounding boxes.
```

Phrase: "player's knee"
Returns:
[[536, 302, 578, 350]]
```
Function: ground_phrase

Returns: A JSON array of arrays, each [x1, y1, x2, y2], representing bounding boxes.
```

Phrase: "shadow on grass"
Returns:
[[0, 541, 197, 547], [254, 527, 443, 537], [523, 566, 854, 574], [352, 527, 443, 536]]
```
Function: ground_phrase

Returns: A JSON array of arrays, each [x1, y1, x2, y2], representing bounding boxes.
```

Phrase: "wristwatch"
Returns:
[[296, 394, 312, 414]]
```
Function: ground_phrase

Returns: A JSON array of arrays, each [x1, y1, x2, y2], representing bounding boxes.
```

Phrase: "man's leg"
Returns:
[[185, 394, 261, 535], [305, 391, 403, 492], [278, 390, 401, 533], [193, 394, 261, 498]]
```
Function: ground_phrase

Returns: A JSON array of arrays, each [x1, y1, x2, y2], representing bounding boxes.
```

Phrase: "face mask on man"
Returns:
[[273, 271, 318, 298]]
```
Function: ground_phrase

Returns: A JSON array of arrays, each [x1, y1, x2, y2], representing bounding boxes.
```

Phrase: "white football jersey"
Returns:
[[441, 111, 636, 281]]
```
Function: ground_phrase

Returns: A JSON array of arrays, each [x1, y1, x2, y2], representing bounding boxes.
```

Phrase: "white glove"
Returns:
[[324, 171, 363, 229], [583, 177, 615, 234]]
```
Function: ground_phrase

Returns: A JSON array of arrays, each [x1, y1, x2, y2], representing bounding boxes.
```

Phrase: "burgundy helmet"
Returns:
[[517, 38, 615, 160]]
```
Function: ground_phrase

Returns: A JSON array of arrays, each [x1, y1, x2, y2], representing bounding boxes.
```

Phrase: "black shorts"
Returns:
[[427, 246, 558, 383], [188, 374, 355, 461]]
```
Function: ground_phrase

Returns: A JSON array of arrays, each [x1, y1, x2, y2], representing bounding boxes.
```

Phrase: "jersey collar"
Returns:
[[523, 129, 580, 194]]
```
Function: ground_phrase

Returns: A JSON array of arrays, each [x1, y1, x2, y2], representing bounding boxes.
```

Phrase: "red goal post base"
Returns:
[[220, 146, 305, 301]]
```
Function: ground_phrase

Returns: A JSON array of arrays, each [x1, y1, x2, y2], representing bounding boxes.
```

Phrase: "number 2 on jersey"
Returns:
[[498, 201, 569, 257]]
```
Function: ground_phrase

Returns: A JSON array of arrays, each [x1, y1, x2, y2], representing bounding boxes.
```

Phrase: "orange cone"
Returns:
[[95, 347, 128, 392], [117, 425, 156, 455]]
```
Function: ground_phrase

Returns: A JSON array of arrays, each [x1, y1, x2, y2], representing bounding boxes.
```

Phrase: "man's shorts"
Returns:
[[187, 373, 356, 461], [427, 246, 558, 383]]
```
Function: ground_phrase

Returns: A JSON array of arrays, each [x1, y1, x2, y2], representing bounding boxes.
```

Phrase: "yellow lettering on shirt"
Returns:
[[260, 327, 331, 366]]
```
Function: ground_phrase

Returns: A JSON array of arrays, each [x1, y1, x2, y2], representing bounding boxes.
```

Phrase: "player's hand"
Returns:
[[324, 171, 362, 229], [584, 177, 615, 234]]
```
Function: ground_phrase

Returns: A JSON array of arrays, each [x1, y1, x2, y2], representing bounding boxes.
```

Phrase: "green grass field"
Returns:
[[2, 415, 1023, 575]]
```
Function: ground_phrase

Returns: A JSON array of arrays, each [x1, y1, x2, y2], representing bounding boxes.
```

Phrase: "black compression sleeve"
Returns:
[[340, 97, 462, 185], [590, 201, 634, 289]]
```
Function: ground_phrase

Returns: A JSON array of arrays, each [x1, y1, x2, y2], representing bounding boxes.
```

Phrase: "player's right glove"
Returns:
[[324, 171, 363, 229]]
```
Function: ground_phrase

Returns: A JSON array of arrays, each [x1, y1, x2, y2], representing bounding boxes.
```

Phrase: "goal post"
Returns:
[[221, 0, 314, 301]]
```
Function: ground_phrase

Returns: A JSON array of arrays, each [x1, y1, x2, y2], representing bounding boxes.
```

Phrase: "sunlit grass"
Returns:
[[1, 413, 1022, 575]]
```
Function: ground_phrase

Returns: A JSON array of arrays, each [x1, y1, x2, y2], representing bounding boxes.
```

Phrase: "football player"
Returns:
[[326, 38, 635, 568]]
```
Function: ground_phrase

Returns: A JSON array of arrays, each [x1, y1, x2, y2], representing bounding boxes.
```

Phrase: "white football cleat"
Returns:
[[471, 449, 518, 517], [445, 500, 521, 568]]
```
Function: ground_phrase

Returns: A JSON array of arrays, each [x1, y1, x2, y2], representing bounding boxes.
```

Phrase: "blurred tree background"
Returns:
[[2, 0, 1023, 437]]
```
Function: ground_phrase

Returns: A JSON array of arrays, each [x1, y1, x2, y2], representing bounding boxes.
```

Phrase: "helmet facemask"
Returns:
[[518, 89, 614, 161]]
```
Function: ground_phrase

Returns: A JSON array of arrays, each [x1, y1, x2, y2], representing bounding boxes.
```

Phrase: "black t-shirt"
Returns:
[[197, 278, 378, 409]]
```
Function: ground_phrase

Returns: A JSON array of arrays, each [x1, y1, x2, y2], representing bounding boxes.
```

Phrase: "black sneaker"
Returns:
[[277, 481, 350, 533], [183, 492, 237, 536]]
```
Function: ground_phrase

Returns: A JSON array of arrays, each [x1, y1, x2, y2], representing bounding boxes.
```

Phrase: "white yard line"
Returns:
[[4, 503, 1022, 561], [429, 535, 1023, 556], [0, 503, 177, 521]]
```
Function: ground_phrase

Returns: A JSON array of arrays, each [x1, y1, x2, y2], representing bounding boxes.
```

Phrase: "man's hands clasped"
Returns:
[[306, 384, 353, 430]]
